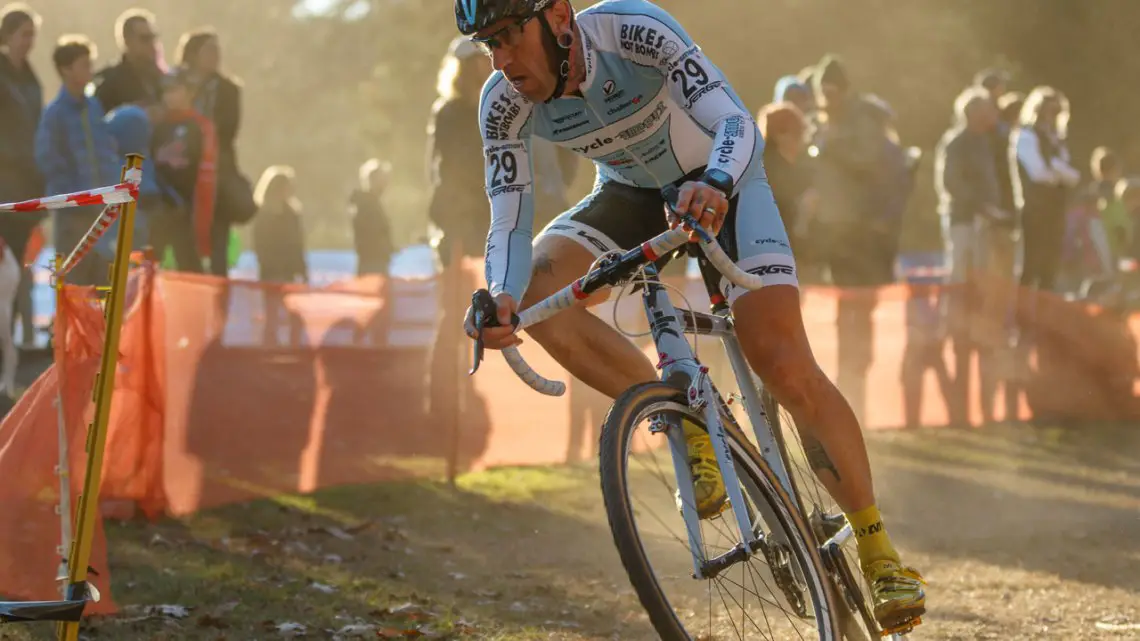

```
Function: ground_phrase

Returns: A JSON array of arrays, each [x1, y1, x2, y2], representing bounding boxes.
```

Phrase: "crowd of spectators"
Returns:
[[0, 2, 401, 347]]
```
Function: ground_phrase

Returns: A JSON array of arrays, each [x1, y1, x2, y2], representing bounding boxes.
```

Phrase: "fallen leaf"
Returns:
[[309, 582, 337, 594], [386, 603, 435, 623], [275, 621, 307, 636], [330, 622, 376, 638], [321, 526, 355, 541]]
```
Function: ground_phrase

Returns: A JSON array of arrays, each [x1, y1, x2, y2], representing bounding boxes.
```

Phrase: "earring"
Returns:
[[557, 30, 574, 49]]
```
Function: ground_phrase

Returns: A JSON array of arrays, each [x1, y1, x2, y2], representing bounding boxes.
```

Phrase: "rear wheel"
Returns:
[[599, 381, 840, 640]]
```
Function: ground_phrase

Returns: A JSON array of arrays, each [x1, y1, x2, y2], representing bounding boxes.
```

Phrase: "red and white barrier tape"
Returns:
[[0, 167, 143, 279], [0, 169, 140, 213]]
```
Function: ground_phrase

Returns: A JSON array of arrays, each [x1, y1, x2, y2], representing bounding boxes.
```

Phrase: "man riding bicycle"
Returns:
[[456, 0, 925, 629]]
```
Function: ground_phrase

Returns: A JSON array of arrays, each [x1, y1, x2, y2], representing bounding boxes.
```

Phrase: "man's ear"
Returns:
[[549, 0, 573, 32]]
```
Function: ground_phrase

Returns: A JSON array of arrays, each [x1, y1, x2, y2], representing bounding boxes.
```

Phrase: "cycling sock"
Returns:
[[846, 504, 901, 569]]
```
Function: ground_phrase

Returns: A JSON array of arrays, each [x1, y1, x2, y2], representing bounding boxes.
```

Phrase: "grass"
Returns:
[[1, 465, 644, 641]]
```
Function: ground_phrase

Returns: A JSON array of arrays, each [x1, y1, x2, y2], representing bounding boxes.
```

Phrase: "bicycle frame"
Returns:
[[636, 259, 802, 579]]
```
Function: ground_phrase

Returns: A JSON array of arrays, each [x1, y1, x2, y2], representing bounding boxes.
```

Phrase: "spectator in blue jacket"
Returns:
[[34, 36, 120, 286], [104, 104, 158, 251]]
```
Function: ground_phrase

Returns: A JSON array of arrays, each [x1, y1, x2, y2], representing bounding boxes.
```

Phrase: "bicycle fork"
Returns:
[[641, 279, 763, 579]]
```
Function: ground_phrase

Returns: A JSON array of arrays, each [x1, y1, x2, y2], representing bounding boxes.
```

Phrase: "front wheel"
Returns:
[[599, 382, 841, 640]]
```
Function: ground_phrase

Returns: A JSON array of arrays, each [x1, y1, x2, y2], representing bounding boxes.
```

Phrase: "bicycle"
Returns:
[[468, 185, 918, 640]]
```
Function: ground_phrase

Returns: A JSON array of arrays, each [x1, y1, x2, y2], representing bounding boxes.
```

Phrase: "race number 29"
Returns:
[[488, 150, 518, 187], [670, 58, 709, 100]]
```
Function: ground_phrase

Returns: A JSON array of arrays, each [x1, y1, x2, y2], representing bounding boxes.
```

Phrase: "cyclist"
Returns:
[[456, 0, 925, 630]]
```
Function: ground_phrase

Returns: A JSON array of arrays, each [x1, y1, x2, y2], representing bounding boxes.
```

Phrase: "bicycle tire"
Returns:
[[599, 381, 841, 640]]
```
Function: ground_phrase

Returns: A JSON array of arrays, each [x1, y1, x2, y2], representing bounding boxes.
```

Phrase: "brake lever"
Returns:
[[660, 184, 713, 243], [468, 289, 496, 375], [467, 288, 521, 376]]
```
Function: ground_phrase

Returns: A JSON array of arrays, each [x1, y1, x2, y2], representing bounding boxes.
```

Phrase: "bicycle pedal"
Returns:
[[880, 615, 921, 637]]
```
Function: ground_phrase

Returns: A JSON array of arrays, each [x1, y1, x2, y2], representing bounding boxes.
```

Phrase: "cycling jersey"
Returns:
[[478, 0, 764, 300]]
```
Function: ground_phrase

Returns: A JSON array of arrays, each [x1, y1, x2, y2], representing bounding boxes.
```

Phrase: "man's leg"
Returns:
[[521, 234, 656, 398], [522, 186, 726, 517], [726, 177, 923, 628]]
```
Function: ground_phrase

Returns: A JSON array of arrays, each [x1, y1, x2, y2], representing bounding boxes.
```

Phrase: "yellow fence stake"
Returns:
[[56, 154, 143, 641]]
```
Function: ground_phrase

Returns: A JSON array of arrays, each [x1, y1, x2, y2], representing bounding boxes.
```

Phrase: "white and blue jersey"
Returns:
[[479, 0, 795, 303]]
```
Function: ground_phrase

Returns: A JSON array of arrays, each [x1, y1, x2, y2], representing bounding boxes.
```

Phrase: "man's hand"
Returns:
[[664, 180, 730, 241], [463, 292, 522, 349]]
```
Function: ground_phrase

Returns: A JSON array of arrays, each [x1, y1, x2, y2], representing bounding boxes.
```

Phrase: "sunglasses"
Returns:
[[470, 15, 535, 55]]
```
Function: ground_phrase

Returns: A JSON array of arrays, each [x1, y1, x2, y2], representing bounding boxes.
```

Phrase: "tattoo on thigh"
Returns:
[[533, 255, 555, 276], [802, 434, 841, 482]]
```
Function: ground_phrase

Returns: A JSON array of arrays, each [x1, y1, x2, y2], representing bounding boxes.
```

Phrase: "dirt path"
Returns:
[[2, 424, 1138, 640]]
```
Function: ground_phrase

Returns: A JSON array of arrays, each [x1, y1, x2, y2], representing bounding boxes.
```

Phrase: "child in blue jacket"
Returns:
[[33, 36, 120, 286], [104, 105, 159, 252]]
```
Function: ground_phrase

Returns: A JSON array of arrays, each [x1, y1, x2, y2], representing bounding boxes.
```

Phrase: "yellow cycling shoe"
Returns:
[[864, 559, 926, 633], [673, 419, 728, 520]]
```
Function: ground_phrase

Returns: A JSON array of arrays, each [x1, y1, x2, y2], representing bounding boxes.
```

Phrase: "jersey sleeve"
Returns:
[[608, 1, 759, 191], [478, 73, 537, 300]]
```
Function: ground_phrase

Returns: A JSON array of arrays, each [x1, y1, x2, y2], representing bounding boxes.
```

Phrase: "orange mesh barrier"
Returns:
[[3, 257, 1140, 614]]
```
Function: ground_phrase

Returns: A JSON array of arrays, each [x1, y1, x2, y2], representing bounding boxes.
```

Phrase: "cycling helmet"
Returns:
[[455, 0, 554, 36], [455, 0, 575, 103]]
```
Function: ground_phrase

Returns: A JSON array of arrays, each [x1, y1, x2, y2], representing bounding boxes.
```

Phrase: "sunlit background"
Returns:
[[26, 0, 1140, 251]]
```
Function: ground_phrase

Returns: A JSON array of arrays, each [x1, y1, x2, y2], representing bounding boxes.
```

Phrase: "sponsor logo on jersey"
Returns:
[[553, 119, 592, 136], [619, 24, 668, 60], [712, 114, 745, 164], [551, 110, 584, 125], [571, 136, 616, 155], [483, 92, 524, 141], [606, 95, 643, 116], [489, 184, 527, 197], [617, 101, 668, 140], [684, 80, 723, 109]]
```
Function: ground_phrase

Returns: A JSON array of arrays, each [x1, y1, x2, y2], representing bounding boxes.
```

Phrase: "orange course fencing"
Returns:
[[3, 251, 1140, 616]]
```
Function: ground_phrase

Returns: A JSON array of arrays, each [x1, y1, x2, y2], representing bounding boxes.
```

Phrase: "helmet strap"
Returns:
[[537, 11, 573, 103]]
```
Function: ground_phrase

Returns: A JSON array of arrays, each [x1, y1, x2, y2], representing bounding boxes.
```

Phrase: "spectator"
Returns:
[[0, 4, 44, 347], [756, 101, 812, 255], [773, 75, 815, 115], [151, 69, 217, 273], [935, 86, 1002, 420], [251, 165, 306, 285], [35, 35, 120, 287], [251, 165, 305, 347], [1011, 86, 1080, 293], [92, 9, 163, 115], [1089, 146, 1123, 206], [104, 104, 161, 252], [811, 54, 898, 287], [935, 86, 1004, 294], [974, 68, 1010, 103], [177, 28, 254, 276], [349, 158, 393, 276], [426, 36, 492, 264], [1110, 177, 1140, 263], [995, 91, 1025, 210], [810, 54, 901, 423]]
